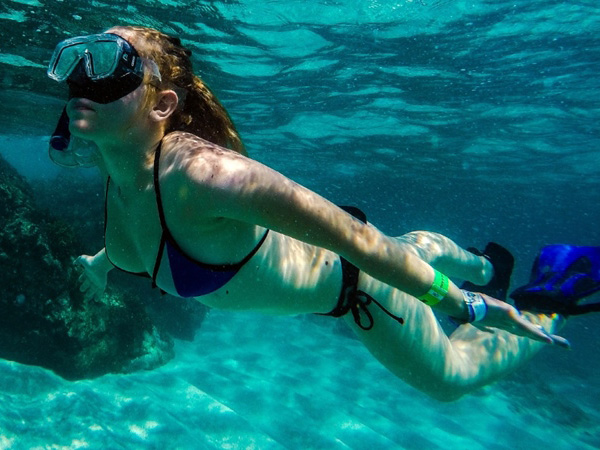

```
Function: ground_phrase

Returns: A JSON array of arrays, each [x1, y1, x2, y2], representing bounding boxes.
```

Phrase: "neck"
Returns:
[[97, 127, 163, 193]]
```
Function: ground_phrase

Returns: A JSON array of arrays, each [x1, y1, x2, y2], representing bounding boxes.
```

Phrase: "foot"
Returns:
[[461, 242, 515, 301]]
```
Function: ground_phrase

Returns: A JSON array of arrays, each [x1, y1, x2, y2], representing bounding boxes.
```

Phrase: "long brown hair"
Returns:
[[110, 26, 246, 155]]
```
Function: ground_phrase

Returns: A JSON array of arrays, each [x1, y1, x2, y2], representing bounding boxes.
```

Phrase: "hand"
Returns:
[[75, 254, 109, 301], [475, 294, 571, 349]]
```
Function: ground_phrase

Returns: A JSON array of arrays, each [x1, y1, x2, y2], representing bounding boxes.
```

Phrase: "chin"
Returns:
[[69, 120, 98, 138]]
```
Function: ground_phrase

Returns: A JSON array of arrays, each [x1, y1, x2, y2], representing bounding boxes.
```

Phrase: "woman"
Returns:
[[47, 26, 568, 401]]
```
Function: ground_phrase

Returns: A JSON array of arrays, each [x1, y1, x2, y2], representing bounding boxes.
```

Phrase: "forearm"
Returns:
[[92, 247, 115, 274], [347, 230, 470, 320], [347, 229, 568, 348]]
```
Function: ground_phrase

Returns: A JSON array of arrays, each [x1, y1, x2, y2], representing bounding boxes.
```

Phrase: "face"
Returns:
[[64, 30, 156, 145]]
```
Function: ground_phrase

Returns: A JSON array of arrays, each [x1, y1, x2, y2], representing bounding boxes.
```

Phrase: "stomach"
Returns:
[[193, 230, 343, 315]]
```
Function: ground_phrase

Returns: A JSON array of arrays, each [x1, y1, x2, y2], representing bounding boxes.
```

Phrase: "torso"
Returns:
[[104, 132, 343, 314]]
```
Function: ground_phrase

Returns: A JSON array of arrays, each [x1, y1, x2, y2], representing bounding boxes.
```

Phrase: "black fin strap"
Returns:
[[518, 299, 600, 316], [565, 302, 600, 316]]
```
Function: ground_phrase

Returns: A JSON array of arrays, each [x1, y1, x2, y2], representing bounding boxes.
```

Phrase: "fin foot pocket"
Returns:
[[461, 242, 515, 301]]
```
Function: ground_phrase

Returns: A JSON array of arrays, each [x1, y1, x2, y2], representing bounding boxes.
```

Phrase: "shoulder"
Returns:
[[156, 131, 309, 227], [160, 131, 248, 173], [156, 131, 256, 218], [161, 131, 231, 162]]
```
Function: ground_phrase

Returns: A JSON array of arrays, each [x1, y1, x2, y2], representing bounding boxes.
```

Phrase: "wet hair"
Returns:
[[109, 26, 246, 155]]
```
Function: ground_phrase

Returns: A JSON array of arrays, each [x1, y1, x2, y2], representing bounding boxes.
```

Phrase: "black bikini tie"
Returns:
[[320, 206, 405, 331]]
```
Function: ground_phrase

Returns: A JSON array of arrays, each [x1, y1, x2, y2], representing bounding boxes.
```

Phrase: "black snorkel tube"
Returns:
[[50, 106, 71, 152], [48, 106, 96, 168]]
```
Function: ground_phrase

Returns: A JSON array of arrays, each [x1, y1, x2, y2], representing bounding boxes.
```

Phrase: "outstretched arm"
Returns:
[[160, 137, 565, 346]]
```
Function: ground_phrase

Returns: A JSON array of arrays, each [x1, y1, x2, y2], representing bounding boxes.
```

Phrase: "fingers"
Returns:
[[535, 325, 571, 349], [80, 281, 101, 301], [76, 261, 103, 301], [73, 254, 107, 302], [479, 295, 571, 349], [548, 335, 571, 349], [502, 320, 570, 349], [510, 308, 552, 342], [509, 309, 571, 349]]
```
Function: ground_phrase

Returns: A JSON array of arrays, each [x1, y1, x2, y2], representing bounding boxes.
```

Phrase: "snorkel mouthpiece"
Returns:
[[48, 105, 97, 168], [50, 106, 71, 151]]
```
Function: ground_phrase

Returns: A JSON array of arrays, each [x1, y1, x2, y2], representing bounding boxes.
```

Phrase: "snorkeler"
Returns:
[[46, 27, 597, 401]]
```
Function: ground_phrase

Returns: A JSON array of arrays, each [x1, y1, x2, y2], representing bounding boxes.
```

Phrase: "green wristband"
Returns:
[[417, 270, 449, 306]]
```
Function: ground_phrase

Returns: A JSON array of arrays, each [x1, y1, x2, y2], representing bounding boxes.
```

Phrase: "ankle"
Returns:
[[474, 256, 493, 286]]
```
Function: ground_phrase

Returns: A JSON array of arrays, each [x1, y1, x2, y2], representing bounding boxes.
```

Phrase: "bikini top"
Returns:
[[104, 141, 269, 298]]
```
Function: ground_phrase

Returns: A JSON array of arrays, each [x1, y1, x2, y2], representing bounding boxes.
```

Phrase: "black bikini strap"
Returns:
[[234, 229, 269, 268], [104, 176, 110, 238], [151, 233, 166, 287], [324, 256, 404, 330], [103, 176, 121, 271], [103, 176, 116, 268], [350, 290, 405, 331], [151, 140, 169, 288], [153, 140, 168, 233], [152, 138, 269, 271]]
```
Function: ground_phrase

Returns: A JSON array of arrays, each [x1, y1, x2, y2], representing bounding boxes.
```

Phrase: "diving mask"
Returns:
[[47, 33, 161, 104]]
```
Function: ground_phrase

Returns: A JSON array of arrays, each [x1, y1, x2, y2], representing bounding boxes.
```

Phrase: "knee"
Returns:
[[398, 231, 446, 263], [416, 379, 471, 402], [426, 388, 465, 403]]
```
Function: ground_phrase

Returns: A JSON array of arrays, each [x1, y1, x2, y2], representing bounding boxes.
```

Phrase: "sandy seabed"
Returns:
[[0, 310, 597, 449]]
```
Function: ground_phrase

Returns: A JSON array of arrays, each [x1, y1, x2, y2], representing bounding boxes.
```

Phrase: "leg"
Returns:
[[347, 274, 562, 401], [396, 231, 493, 285], [346, 231, 562, 401]]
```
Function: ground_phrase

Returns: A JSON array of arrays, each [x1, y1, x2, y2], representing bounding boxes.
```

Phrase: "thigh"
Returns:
[[345, 273, 456, 397]]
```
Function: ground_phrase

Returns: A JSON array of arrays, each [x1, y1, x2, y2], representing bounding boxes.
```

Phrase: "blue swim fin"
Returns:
[[511, 245, 600, 316]]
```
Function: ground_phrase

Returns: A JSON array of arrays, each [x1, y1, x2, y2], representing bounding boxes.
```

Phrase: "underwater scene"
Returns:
[[1, 0, 599, 448]]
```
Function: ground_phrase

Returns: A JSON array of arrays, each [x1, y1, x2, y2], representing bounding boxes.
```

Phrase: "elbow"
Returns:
[[427, 388, 465, 403], [410, 374, 474, 402]]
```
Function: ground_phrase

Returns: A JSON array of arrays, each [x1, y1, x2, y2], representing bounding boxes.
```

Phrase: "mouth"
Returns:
[[68, 98, 95, 112]]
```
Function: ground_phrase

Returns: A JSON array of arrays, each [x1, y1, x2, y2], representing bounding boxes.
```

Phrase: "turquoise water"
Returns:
[[1, 0, 599, 448]]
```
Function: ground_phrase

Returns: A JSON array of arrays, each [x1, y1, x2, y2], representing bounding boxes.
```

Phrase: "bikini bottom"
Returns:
[[319, 206, 405, 331]]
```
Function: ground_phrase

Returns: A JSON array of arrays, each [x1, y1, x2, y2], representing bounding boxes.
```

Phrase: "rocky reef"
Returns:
[[0, 155, 207, 380]]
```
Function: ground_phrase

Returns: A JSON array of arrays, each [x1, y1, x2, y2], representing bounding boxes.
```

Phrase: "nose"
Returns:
[[67, 59, 91, 84]]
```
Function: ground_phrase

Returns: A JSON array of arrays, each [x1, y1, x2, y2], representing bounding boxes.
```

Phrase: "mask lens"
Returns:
[[51, 45, 86, 80], [86, 40, 120, 78], [48, 34, 123, 81]]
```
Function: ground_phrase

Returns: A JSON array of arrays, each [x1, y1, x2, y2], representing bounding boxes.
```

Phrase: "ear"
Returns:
[[149, 90, 178, 123]]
